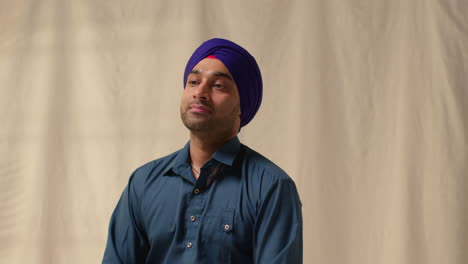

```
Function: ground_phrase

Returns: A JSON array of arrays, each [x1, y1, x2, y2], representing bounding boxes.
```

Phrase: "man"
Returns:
[[103, 38, 302, 263]]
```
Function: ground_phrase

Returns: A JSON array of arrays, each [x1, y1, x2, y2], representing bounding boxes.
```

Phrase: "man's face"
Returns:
[[180, 58, 241, 135]]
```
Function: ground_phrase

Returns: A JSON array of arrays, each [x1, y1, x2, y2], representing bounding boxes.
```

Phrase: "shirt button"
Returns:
[[187, 242, 192, 248], [193, 189, 200, 194], [190, 216, 196, 222], [224, 224, 230, 231]]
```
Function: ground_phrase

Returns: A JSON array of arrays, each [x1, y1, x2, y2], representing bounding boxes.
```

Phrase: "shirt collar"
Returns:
[[166, 136, 241, 176], [212, 136, 241, 166]]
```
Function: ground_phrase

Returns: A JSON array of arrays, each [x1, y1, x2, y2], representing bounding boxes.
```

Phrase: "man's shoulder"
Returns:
[[130, 148, 183, 182], [241, 144, 290, 181], [240, 144, 300, 203]]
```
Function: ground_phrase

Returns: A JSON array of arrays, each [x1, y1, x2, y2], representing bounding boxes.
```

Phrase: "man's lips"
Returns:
[[189, 104, 212, 114]]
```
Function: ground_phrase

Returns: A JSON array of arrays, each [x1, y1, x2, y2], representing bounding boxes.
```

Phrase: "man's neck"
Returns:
[[188, 131, 235, 171]]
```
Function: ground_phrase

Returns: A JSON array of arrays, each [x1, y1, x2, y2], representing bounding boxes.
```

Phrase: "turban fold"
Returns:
[[183, 38, 263, 128]]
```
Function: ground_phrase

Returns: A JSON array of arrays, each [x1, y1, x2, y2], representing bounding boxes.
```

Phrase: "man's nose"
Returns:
[[193, 81, 210, 100]]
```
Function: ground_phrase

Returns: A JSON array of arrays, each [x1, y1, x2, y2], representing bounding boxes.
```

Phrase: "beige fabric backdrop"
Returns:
[[1, 0, 467, 263]]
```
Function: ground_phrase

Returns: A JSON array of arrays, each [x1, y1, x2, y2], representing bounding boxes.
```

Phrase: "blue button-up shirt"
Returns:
[[103, 136, 302, 263]]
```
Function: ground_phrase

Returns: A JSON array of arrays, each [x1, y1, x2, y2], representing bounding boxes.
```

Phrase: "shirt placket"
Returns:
[[182, 165, 212, 260]]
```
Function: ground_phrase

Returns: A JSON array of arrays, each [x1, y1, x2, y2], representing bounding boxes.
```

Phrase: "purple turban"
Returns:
[[183, 38, 263, 128]]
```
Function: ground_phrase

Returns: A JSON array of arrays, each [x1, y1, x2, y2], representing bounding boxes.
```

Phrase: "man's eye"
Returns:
[[213, 83, 225, 89], [188, 80, 199, 86]]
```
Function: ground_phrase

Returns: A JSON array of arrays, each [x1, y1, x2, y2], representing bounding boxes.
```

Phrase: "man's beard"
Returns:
[[181, 111, 216, 132], [180, 102, 240, 134]]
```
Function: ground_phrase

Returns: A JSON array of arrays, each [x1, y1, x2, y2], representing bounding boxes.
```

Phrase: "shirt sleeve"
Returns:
[[253, 177, 303, 264], [102, 172, 149, 264]]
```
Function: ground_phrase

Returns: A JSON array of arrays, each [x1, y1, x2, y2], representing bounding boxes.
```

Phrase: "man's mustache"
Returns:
[[188, 100, 213, 110]]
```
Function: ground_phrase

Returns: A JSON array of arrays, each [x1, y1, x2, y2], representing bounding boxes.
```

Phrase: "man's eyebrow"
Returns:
[[213, 71, 234, 81], [189, 69, 234, 81]]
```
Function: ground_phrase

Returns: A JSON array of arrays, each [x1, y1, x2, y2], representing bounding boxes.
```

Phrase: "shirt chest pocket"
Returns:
[[200, 208, 235, 258]]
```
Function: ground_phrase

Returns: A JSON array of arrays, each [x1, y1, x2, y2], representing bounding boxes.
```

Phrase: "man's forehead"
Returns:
[[189, 58, 234, 80]]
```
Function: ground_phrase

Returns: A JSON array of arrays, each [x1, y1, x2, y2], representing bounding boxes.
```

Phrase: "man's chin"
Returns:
[[182, 120, 214, 132]]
